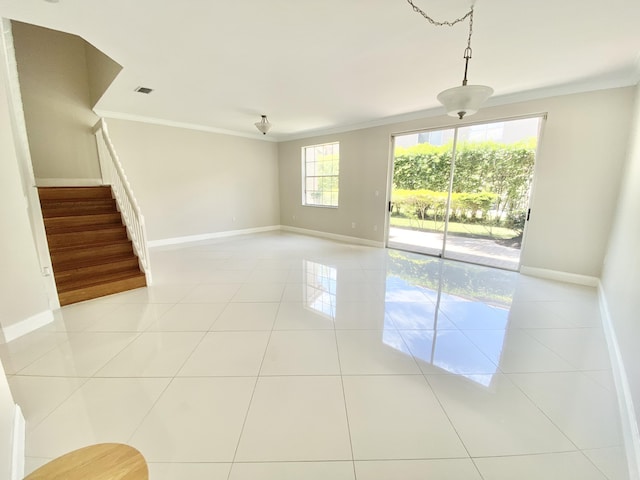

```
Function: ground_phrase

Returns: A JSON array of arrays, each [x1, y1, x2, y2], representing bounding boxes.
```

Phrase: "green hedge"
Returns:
[[393, 140, 536, 225]]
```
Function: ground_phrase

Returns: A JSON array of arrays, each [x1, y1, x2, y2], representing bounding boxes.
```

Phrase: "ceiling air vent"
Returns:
[[134, 86, 153, 94]]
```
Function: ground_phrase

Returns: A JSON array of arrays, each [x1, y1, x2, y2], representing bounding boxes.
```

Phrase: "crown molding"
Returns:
[[93, 109, 279, 142]]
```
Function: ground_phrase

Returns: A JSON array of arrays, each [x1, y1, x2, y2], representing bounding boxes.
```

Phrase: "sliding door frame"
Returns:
[[386, 112, 548, 271]]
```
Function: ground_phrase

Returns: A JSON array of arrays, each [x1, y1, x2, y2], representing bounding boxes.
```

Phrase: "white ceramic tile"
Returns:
[[211, 302, 279, 331], [148, 303, 226, 331], [44, 303, 120, 332], [220, 258, 259, 270], [513, 277, 596, 303], [281, 283, 305, 302], [543, 299, 602, 327], [361, 269, 388, 285], [343, 375, 467, 459], [147, 462, 231, 480], [335, 282, 385, 303], [385, 301, 456, 330], [229, 461, 355, 480], [526, 328, 612, 370], [180, 283, 241, 303], [130, 377, 255, 462], [0, 331, 72, 374], [273, 302, 335, 330], [255, 258, 296, 270], [246, 269, 291, 283], [427, 374, 574, 456], [234, 376, 352, 461], [509, 371, 624, 449], [3, 232, 628, 472], [335, 269, 368, 283], [464, 329, 576, 373], [96, 331, 203, 377], [582, 370, 617, 392], [232, 283, 285, 302], [583, 446, 630, 480], [8, 375, 86, 430], [336, 330, 421, 375], [334, 301, 392, 330], [27, 377, 170, 458], [178, 331, 270, 376], [105, 284, 194, 304], [474, 451, 608, 480], [385, 276, 433, 302], [198, 269, 250, 283], [260, 331, 340, 375], [400, 329, 498, 375], [19, 332, 138, 377], [506, 301, 578, 329], [439, 300, 510, 330], [355, 459, 482, 480], [85, 303, 173, 332]]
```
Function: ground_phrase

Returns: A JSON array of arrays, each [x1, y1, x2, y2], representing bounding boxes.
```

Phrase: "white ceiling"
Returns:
[[1, 0, 639, 141]]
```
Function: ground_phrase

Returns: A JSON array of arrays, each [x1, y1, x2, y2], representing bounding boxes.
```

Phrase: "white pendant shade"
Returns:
[[254, 115, 272, 135], [437, 84, 493, 119]]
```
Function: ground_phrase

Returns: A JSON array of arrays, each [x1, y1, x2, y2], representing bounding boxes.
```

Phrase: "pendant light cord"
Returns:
[[405, 0, 473, 28], [406, 0, 476, 85]]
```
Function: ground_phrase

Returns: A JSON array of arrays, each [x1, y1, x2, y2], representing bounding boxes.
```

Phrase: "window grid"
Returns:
[[302, 142, 339, 207]]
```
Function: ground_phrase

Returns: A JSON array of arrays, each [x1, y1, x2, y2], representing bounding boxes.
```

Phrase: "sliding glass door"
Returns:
[[388, 117, 542, 270]]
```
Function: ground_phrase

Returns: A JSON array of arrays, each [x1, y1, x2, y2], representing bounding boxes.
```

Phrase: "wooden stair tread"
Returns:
[[56, 268, 145, 293], [44, 213, 122, 229], [49, 238, 133, 254], [46, 224, 126, 234], [52, 253, 138, 271], [54, 261, 141, 286], [58, 274, 147, 306], [38, 186, 113, 200]]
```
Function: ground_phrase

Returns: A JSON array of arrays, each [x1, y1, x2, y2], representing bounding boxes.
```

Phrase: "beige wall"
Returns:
[[279, 87, 634, 278], [12, 21, 100, 180], [106, 119, 280, 242], [84, 41, 122, 108], [601, 82, 640, 469], [0, 359, 16, 479], [0, 40, 50, 335], [0, 28, 48, 477]]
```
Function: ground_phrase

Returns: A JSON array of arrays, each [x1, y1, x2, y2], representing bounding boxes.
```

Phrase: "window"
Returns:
[[302, 142, 339, 207]]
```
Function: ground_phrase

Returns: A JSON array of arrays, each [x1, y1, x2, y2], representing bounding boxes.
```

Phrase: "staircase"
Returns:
[[38, 186, 147, 306]]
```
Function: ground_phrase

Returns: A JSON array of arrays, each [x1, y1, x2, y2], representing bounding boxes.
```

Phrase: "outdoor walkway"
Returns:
[[388, 227, 520, 270]]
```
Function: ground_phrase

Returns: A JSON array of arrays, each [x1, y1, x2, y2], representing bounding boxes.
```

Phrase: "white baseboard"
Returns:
[[598, 284, 640, 480], [35, 178, 103, 187], [281, 225, 385, 248], [148, 225, 281, 248], [10, 405, 25, 480], [1, 310, 54, 344], [520, 266, 599, 287]]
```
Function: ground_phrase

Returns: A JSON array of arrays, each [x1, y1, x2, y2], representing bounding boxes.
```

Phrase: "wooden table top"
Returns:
[[24, 443, 148, 480]]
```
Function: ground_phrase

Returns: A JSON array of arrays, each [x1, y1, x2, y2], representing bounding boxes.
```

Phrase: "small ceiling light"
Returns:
[[407, 1, 493, 119], [254, 115, 272, 135]]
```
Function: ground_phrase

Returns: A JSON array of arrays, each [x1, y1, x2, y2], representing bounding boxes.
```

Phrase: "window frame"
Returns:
[[301, 141, 340, 208]]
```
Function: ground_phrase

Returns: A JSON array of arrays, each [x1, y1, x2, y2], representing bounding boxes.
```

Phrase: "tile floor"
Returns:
[[1, 232, 629, 480]]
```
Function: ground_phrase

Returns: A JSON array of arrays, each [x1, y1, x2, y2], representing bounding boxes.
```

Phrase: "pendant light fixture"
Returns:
[[407, 1, 493, 119], [254, 115, 272, 135]]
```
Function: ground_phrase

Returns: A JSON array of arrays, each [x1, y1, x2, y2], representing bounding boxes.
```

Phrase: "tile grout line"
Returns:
[[332, 285, 358, 480], [225, 277, 286, 480]]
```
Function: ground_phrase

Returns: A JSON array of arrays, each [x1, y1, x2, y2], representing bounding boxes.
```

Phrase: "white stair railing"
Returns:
[[93, 118, 152, 284]]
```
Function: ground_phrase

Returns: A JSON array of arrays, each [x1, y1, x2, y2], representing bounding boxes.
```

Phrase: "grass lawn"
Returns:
[[389, 216, 518, 240]]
